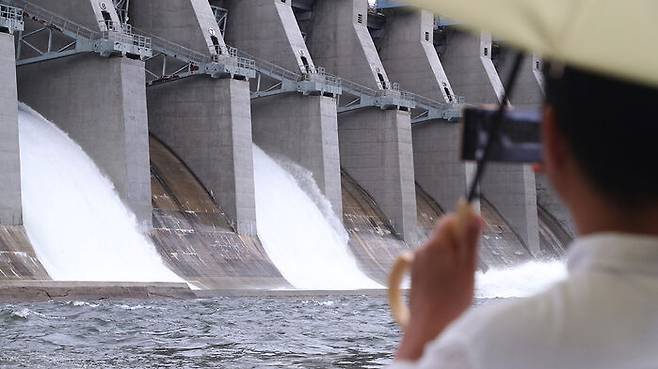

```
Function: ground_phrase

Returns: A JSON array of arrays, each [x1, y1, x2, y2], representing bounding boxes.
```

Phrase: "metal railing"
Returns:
[[7, 0, 97, 40], [233, 46, 302, 82], [5, 0, 151, 57], [0, 3, 23, 32], [305, 66, 341, 88], [101, 21, 151, 50], [224, 45, 255, 72], [135, 26, 208, 65], [340, 78, 379, 98]]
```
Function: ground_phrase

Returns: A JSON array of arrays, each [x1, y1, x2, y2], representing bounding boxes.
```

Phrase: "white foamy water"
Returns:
[[18, 104, 183, 283], [252, 145, 380, 290], [475, 260, 567, 299]]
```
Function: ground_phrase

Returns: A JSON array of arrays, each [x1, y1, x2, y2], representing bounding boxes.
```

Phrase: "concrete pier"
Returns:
[[130, 0, 258, 235], [308, 0, 418, 242], [146, 77, 256, 235], [441, 29, 540, 254], [308, 0, 391, 90], [0, 32, 21, 226], [338, 109, 417, 243], [224, 0, 314, 72], [223, 0, 342, 216], [412, 123, 474, 211], [378, 8, 455, 103], [130, 0, 227, 55], [376, 7, 469, 212], [500, 51, 576, 242]]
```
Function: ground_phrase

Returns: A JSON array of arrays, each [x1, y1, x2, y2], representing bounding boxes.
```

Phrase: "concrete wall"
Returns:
[[29, 0, 120, 31], [224, 0, 343, 216], [147, 77, 257, 236], [17, 55, 153, 230], [251, 94, 342, 216], [412, 123, 475, 212], [130, 0, 227, 56], [0, 33, 22, 225], [224, 0, 314, 73], [339, 109, 417, 243], [308, 0, 391, 90], [442, 29, 540, 254], [378, 8, 455, 103]]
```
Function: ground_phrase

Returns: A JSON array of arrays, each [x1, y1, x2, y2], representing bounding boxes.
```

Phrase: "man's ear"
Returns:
[[542, 105, 568, 173]]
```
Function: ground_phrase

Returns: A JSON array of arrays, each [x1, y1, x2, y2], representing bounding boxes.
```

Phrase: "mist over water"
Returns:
[[252, 145, 380, 290], [475, 260, 567, 298], [18, 104, 182, 283]]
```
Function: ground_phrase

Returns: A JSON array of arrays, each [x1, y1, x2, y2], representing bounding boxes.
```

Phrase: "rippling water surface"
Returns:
[[0, 296, 411, 368]]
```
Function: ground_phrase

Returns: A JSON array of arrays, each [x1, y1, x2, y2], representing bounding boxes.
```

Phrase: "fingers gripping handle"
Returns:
[[387, 199, 474, 329]]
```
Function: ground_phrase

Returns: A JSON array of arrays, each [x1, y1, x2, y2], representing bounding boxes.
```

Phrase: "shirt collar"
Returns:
[[566, 233, 658, 275]]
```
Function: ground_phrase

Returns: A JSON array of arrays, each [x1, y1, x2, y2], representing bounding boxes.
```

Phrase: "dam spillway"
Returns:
[[0, 0, 571, 290], [252, 145, 379, 290], [18, 104, 182, 283]]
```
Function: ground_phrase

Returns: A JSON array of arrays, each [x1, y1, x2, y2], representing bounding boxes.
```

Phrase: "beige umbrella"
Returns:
[[402, 0, 658, 88], [387, 0, 658, 328]]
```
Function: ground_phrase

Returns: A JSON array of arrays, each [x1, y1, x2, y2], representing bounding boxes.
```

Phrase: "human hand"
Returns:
[[396, 203, 484, 361]]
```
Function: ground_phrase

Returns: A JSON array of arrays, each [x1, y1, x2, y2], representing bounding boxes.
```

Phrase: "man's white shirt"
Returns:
[[389, 233, 658, 369]]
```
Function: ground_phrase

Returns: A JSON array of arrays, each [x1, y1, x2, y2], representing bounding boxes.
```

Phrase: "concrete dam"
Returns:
[[0, 0, 572, 290]]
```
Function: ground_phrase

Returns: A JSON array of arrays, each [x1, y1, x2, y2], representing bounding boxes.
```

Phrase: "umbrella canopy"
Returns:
[[401, 0, 658, 88]]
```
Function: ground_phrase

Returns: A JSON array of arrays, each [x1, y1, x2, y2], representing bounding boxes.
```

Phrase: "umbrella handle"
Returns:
[[388, 251, 414, 329], [388, 200, 474, 329]]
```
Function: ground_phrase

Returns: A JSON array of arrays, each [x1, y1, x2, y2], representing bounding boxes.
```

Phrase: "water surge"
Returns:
[[475, 260, 567, 299], [252, 145, 380, 290], [18, 104, 182, 283]]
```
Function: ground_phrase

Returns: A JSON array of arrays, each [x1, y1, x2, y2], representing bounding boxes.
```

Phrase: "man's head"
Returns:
[[542, 64, 658, 233]]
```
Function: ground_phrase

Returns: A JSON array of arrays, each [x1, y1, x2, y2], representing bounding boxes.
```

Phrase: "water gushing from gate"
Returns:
[[253, 145, 380, 290], [18, 104, 182, 283]]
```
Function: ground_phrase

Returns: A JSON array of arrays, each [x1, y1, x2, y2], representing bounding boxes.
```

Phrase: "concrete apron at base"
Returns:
[[147, 76, 258, 236], [251, 94, 342, 217], [339, 108, 418, 244], [0, 281, 195, 302], [16, 54, 153, 231]]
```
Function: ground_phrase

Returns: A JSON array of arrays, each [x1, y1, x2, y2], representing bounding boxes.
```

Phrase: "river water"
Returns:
[[0, 260, 565, 368], [0, 295, 409, 368]]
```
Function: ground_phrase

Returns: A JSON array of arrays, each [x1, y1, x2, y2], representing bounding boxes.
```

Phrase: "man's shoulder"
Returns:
[[430, 280, 573, 368], [445, 287, 563, 343], [455, 283, 568, 334]]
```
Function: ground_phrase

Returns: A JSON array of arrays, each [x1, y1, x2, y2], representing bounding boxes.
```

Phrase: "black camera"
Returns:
[[461, 107, 543, 163]]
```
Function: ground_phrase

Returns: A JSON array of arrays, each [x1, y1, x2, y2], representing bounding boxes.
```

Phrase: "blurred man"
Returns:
[[389, 64, 658, 369]]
